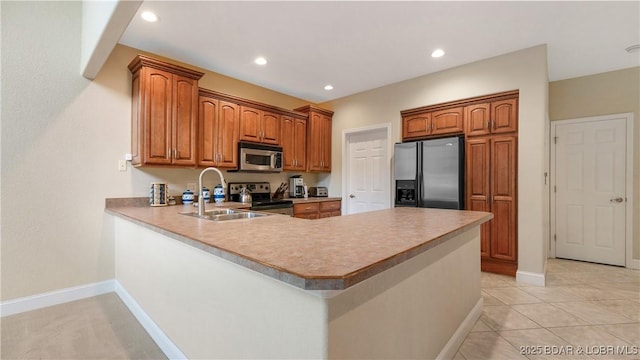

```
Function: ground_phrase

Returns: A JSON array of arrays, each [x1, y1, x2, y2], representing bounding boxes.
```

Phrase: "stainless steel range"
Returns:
[[228, 182, 293, 216]]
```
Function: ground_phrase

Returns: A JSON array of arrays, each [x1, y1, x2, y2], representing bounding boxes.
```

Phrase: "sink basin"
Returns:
[[180, 209, 271, 221]]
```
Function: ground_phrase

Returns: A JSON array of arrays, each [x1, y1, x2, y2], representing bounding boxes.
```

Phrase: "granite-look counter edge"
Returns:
[[106, 199, 492, 290]]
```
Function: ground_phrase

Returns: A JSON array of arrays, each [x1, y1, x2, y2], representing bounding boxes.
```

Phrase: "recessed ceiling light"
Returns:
[[625, 44, 640, 53], [254, 57, 267, 65], [431, 49, 445, 58], [324, 85, 334, 91], [141, 11, 158, 22]]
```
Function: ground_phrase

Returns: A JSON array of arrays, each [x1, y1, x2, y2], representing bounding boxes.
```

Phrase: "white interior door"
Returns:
[[345, 128, 390, 215], [554, 117, 627, 266]]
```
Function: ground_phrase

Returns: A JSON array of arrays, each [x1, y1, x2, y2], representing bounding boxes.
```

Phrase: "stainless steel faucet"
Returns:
[[198, 167, 226, 216]]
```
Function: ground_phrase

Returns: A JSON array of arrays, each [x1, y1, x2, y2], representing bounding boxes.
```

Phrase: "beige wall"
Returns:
[[0, 2, 317, 301], [322, 46, 550, 277], [549, 67, 640, 260]]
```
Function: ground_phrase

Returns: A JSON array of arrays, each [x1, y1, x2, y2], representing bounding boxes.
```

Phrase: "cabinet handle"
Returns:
[[492, 120, 496, 130], [431, 123, 435, 131]]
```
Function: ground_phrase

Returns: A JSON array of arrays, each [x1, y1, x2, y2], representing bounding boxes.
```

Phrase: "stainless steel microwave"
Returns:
[[237, 142, 283, 172]]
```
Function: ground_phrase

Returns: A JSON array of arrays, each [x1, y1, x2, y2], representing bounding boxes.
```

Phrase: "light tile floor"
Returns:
[[456, 258, 640, 360], [1, 258, 637, 359]]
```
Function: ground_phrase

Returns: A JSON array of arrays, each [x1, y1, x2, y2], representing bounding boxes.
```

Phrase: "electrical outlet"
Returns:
[[187, 182, 196, 191], [118, 160, 127, 172]]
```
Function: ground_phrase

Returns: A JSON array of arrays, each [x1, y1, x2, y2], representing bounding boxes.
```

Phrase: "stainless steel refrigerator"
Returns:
[[394, 136, 464, 209]]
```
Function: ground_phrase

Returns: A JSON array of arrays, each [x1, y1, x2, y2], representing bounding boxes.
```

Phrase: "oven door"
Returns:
[[252, 203, 293, 216]]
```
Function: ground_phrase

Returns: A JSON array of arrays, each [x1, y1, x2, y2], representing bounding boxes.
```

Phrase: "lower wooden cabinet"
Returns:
[[319, 201, 342, 218], [294, 202, 319, 219], [294, 200, 341, 219]]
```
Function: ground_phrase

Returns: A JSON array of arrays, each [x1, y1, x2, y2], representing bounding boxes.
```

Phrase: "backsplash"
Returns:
[[132, 167, 319, 198]]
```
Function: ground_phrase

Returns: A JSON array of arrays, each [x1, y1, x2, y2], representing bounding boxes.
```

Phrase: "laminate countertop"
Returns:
[[106, 200, 491, 290]]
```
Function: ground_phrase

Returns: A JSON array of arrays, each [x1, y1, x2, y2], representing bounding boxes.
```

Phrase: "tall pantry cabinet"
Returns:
[[464, 95, 518, 276]]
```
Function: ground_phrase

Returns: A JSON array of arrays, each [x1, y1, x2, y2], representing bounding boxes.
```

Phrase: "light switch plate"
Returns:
[[118, 160, 127, 172]]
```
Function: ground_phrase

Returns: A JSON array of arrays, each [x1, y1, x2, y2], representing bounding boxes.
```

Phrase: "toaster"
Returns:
[[308, 187, 328, 197]]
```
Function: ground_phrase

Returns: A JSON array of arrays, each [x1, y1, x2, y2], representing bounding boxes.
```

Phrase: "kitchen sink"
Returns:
[[180, 208, 272, 221]]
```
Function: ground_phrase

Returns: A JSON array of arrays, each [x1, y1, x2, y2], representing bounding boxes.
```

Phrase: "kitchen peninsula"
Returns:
[[107, 201, 491, 359]]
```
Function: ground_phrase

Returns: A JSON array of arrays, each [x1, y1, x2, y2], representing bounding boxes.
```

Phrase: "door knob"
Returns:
[[610, 197, 624, 203], [349, 194, 355, 198]]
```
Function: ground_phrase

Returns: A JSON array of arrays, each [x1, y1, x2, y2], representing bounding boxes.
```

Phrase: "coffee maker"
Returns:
[[289, 177, 305, 198]]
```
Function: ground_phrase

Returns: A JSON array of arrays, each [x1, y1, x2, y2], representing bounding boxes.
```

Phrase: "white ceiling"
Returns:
[[119, 1, 640, 103]]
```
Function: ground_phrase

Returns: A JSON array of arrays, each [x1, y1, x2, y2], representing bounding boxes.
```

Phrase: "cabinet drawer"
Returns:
[[319, 201, 341, 212], [294, 203, 319, 214]]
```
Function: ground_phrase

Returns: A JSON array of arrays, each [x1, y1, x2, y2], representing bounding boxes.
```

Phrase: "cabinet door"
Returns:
[[239, 106, 262, 143], [490, 135, 517, 261], [320, 114, 332, 171], [216, 101, 240, 168], [431, 107, 463, 135], [320, 201, 341, 217], [172, 75, 198, 166], [402, 114, 431, 140], [293, 118, 307, 170], [464, 103, 491, 137], [261, 111, 281, 145], [198, 96, 218, 166], [307, 113, 325, 171], [293, 203, 319, 219], [466, 137, 491, 257], [144, 68, 173, 165], [491, 99, 518, 134], [281, 116, 296, 169]]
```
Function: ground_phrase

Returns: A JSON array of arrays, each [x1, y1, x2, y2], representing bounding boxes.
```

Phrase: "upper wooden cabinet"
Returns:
[[465, 98, 518, 137], [198, 90, 240, 169], [296, 105, 333, 173], [403, 113, 431, 139], [281, 115, 307, 171], [401, 91, 518, 142], [401, 107, 463, 141], [239, 106, 281, 145], [129, 55, 204, 167]]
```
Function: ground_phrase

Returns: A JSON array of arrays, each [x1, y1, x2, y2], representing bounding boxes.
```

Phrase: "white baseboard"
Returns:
[[436, 297, 484, 360], [627, 258, 640, 270], [516, 270, 546, 286], [114, 281, 186, 360], [0, 280, 115, 317]]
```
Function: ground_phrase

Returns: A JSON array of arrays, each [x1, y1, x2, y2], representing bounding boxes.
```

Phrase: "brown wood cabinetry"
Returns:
[[319, 200, 342, 218], [466, 135, 518, 275], [198, 90, 240, 169], [294, 200, 341, 219], [401, 107, 463, 141], [465, 98, 518, 137], [294, 202, 320, 219], [128, 55, 334, 173], [401, 90, 519, 276], [239, 106, 281, 145], [129, 55, 204, 167], [295, 106, 333, 173], [281, 116, 307, 171]]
